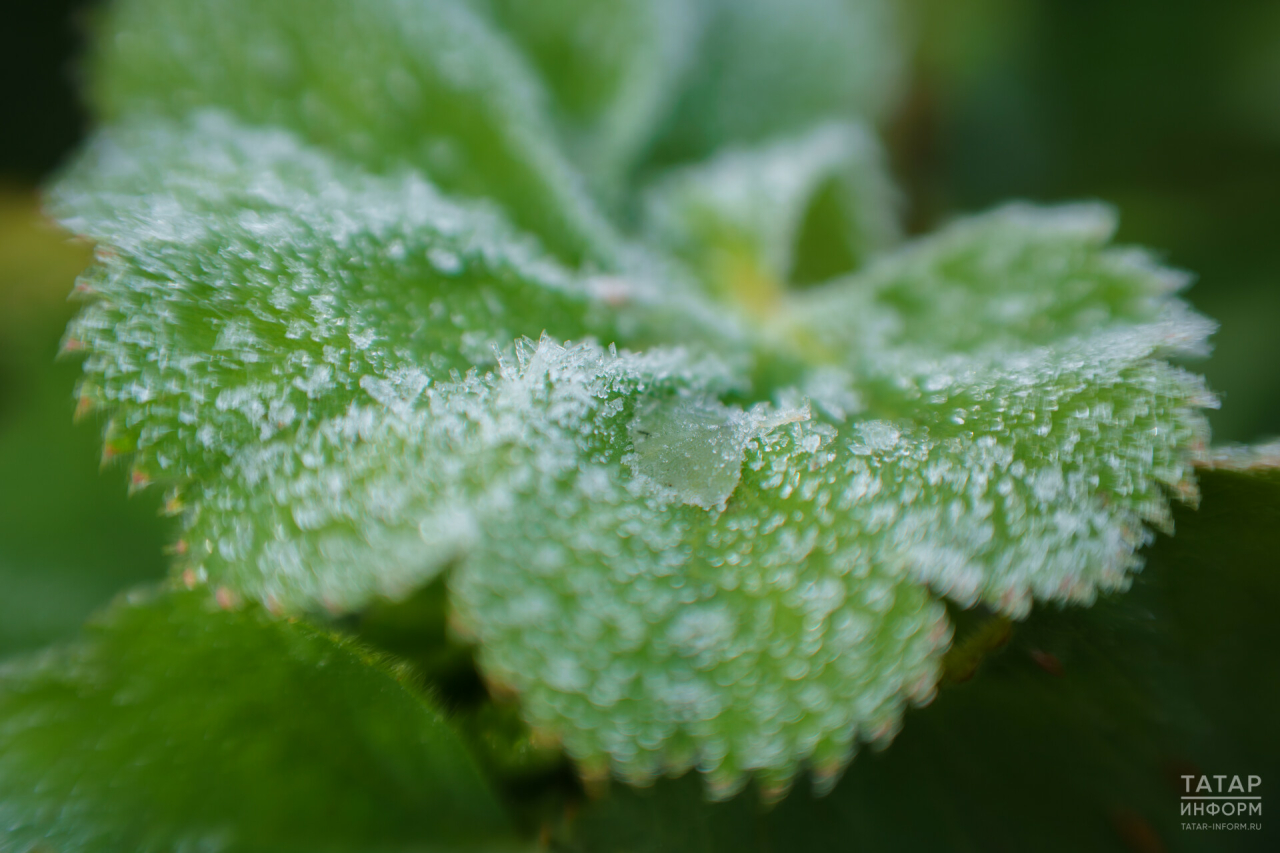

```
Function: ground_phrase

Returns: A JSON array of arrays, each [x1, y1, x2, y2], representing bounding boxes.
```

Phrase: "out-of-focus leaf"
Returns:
[[0, 346, 170, 657], [89, 0, 620, 266], [468, 0, 698, 202], [0, 587, 512, 853], [1139, 463, 1280, 774], [649, 0, 906, 166]]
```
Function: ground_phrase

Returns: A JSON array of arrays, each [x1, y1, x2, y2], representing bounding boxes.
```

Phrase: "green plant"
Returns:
[[3, 1, 1277, 851]]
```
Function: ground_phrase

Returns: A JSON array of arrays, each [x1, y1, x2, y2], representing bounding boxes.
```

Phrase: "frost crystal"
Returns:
[[55, 0, 1216, 797]]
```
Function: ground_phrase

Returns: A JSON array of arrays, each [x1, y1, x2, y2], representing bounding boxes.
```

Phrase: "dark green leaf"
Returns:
[[0, 587, 512, 852]]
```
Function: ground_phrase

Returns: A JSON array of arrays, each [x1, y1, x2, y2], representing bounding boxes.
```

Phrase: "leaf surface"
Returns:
[[782, 205, 1216, 614], [52, 114, 734, 610], [454, 408, 951, 796], [91, 0, 619, 265], [649, 0, 906, 165], [0, 588, 511, 853], [561, 465, 1280, 851], [644, 122, 900, 301], [468, 0, 698, 201]]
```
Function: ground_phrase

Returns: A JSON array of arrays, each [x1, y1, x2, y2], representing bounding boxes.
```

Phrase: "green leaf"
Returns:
[[1135, 462, 1280, 772], [54, 121, 1215, 786], [0, 338, 170, 657], [467, 0, 698, 202], [561, 464, 1280, 851], [644, 122, 899, 304], [52, 2, 1219, 795], [51, 114, 734, 611], [0, 587, 511, 852], [649, 0, 906, 165], [89, 0, 620, 266], [449, 207, 1214, 788], [783, 204, 1216, 614], [453, 407, 951, 798], [792, 203, 1203, 355]]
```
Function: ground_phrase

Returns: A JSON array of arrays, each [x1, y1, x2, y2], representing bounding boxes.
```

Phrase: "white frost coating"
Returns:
[[1201, 440, 1280, 470], [790, 202, 1207, 360], [800, 365, 864, 421], [455, 408, 951, 796], [182, 334, 751, 610]]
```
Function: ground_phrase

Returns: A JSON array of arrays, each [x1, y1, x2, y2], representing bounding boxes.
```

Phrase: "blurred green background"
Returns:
[[1, 0, 1277, 685]]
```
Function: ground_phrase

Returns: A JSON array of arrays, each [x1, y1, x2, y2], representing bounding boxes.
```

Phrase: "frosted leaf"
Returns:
[[49, 114, 739, 610], [645, 123, 900, 300], [791, 203, 1198, 355], [182, 335, 744, 611], [448, 285, 1208, 789], [453, 416, 951, 797], [53, 113, 601, 477], [821, 360, 1210, 617], [781, 205, 1217, 614], [450, 274, 1211, 786], [468, 0, 699, 201], [51, 0, 1223, 801], [90, 0, 620, 265]]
